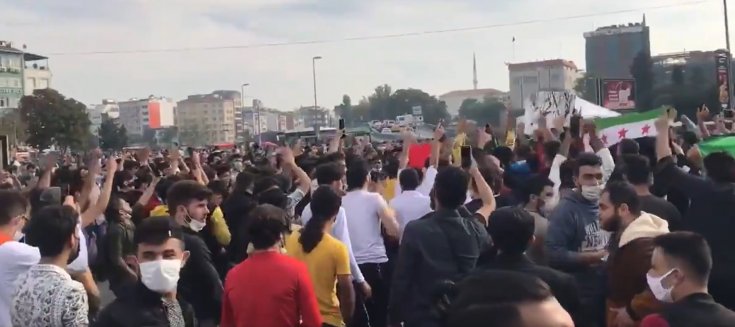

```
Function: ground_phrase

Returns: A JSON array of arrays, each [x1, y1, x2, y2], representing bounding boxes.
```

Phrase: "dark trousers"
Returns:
[[350, 262, 391, 327]]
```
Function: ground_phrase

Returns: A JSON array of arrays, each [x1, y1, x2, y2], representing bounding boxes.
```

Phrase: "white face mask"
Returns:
[[140, 259, 182, 293], [646, 269, 676, 303], [187, 218, 206, 232], [581, 184, 604, 202]]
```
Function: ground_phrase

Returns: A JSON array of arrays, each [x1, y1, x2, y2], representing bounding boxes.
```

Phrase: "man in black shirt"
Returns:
[[621, 155, 683, 231]]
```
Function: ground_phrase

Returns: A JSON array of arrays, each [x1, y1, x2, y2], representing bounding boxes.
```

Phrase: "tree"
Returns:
[[157, 127, 178, 146], [98, 118, 128, 150], [334, 95, 355, 126], [630, 50, 655, 111], [574, 72, 599, 103], [19, 88, 92, 150], [179, 124, 204, 146], [458, 98, 505, 126]]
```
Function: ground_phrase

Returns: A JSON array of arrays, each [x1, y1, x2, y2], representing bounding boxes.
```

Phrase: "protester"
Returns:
[[223, 204, 321, 327], [441, 270, 574, 327], [101, 194, 138, 297], [620, 154, 683, 231], [546, 152, 610, 326], [95, 216, 197, 326], [166, 180, 222, 326], [342, 159, 399, 327], [286, 187, 355, 327], [518, 174, 555, 264], [641, 232, 735, 326], [388, 163, 494, 327], [11, 205, 89, 327], [0, 190, 37, 327], [599, 181, 669, 327], [476, 206, 582, 323], [653, 114, 735, 309], [389, 168, 431, 240]]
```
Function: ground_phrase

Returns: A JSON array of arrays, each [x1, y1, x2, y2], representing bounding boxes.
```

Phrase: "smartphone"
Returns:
[[339, 119, 346, 139], [724, 109, 734, 130], [570, 116, 581, 139], [460, 145, 472, 168]]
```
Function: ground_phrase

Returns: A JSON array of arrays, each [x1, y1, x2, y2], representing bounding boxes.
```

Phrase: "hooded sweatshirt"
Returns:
[[607, 212, 669, 325], [546, 191, 611, 300]]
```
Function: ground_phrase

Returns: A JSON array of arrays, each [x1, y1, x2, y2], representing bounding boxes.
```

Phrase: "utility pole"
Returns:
[[312, 56, 322, 139]]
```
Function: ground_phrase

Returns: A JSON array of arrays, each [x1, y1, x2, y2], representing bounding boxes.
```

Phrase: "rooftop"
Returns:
[[439, 88, 507, 98], [0, 41, 47, 60], [507, 59, 578, 71]]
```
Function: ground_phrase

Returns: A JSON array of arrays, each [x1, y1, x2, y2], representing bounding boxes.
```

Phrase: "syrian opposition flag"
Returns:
[[594, 108, 664, 146], [698, 135, 735, 158]]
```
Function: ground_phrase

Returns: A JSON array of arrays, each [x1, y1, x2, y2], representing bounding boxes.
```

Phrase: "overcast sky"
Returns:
[[1, 0, 730, 110]]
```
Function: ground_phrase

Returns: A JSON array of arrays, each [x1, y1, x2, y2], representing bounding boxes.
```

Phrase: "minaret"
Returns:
[[473, 52, 478, 90], [642, 13, 647, 26]]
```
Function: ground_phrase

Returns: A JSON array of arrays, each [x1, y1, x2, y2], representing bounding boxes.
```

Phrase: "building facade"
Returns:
[[0, 41, 24, 112], [507, 59, 580, 110], [296, 106, 332, 130], [439, 88, 509, 116], [86, 105, 103, 135], [23, 54, 51, 96], [584, 17, 650, 79], [175, 91, 239, 145], [118, 96, 175, 136]]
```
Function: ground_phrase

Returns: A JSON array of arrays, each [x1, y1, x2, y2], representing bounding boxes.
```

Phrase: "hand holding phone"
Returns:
[[460, 145, 472, 169]]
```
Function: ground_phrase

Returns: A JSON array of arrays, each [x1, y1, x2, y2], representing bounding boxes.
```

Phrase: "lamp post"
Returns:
[[312, 56, 322, 138]]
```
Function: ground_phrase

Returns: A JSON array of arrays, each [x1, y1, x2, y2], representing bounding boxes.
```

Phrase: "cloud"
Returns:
[[1, 0, 729, 111]]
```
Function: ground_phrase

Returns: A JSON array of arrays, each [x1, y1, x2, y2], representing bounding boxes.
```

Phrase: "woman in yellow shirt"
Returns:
[[285, 186, 356, 327]]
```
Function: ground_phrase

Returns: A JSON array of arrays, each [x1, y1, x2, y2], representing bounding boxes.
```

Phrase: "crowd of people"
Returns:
[[0, 110, 735, 327]]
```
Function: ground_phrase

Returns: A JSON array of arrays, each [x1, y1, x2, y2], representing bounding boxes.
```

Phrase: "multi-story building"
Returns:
[[507, 59, 580, 110], [118, 96, 175, 137], [23, 53, 51, 96], [0, 41, 25, 112], [584, 16, 650, 79], [175, 91, 238, 145], [86, 105, 103, 135], [242, 102, 295, 136], [651, 50, 734, 88], [296, 106, 332, 130], [439, 88, 509, 116]]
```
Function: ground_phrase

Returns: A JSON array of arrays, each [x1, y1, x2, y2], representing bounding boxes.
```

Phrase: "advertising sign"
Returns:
[[412, 105, 422, 115], [601, 79, 636, 110], [715, 49, 731, 109]]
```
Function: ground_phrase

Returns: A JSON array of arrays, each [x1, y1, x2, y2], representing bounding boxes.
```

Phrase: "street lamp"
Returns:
[[312, 56, 322, 137]]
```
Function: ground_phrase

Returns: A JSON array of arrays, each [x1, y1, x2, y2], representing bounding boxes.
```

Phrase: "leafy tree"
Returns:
[[334, 95, 354, 126], [179, 124, 204, 146], [631, 50, 655, 111], [19, 88, 92, 150], [458, 98, 505, 126], [98, 118, 128, 150], [573, 72, 600, 103], [0, 110, 27, 146]]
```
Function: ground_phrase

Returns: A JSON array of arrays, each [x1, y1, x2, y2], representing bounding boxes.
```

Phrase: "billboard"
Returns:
[[601, 79, 636, 110], [715, 49, 731, 109]]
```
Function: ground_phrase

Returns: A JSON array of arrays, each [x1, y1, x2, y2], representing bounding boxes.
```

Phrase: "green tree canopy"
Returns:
[[98, 118, 128, 150], [337, 85, 449, 125], [457, 97, 505, 126], [19, 88, 92, 150]]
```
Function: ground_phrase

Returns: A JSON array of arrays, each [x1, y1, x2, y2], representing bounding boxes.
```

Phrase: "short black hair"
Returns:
[[258, 188, 288, 209], [134, 216, 185, 249], [383, 156, 400, 179], [574, 152, 602, 176], [25, 205, 78, 257], [434, 167, 469, 209], [619, 138, 640, 155], [543, 140, 561, 162], [445, 271, 554, 327], [654, 231, 712, 284], [703, 152, 735, 183], [399, 169, 421, 191], [621, 154, 651, 185], [166, 180, 213, 213], [487, 207, 535, 255], [518, 174, 554, 204], [603, 181, 641, 215], [315, 163, 343, 185], [346, 160, 370, 191], [207, 180, 229, 197], [0, 190, 28, 226], [156, 175, 184, 203], [246, 204, 289, 250]]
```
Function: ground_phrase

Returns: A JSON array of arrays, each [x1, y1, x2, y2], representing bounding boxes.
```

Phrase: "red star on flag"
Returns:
[[601, 134, 608, 145], [641, 124, 651, 135], [617, 128, 628, 139]]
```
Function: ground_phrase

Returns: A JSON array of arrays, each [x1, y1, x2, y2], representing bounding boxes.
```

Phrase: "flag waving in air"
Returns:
[[593, 108, 665, 146]]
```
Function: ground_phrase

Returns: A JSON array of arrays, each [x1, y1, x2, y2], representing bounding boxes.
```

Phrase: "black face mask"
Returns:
[[67, 234, 81, 264]]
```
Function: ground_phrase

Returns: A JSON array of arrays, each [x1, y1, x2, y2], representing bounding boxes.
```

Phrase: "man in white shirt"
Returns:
[[390, 169, 431, 240], [0, 190, 40, 327], [342, 160, 399, 327]]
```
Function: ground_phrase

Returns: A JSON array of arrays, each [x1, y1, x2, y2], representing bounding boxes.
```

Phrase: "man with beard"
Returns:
[[10, 205, 89, 327], [599, 182, 669, 327]]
